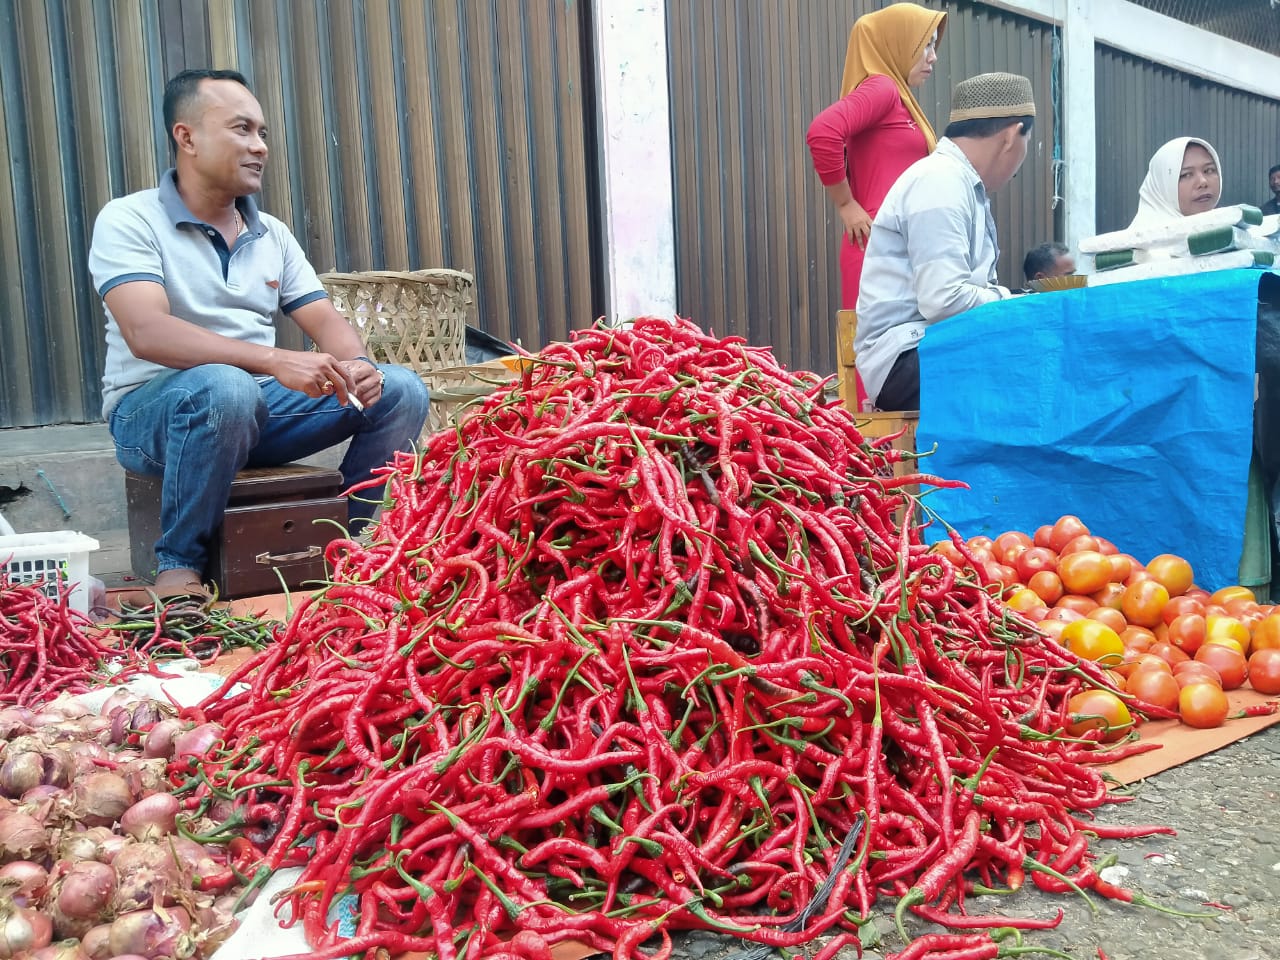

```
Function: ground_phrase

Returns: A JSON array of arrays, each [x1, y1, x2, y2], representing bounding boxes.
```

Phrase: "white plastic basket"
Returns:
[[0, 531, 100, 613]]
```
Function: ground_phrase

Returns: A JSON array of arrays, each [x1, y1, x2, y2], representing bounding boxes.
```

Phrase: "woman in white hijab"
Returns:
[[1128, 137, 1222, 229]]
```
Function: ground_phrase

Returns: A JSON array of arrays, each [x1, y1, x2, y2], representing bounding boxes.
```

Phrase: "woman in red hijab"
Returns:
[[807, 3, 947, 410]]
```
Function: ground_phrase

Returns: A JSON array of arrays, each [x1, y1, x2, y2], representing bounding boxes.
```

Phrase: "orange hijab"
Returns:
[[839, 3, 947, 152]]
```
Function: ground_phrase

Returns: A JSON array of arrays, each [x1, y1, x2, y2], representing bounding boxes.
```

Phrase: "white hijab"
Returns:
[[1128, 137, 1221, 229]]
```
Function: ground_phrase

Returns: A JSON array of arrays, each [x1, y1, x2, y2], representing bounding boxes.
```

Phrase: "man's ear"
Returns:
[[172, 120, 196, 155]]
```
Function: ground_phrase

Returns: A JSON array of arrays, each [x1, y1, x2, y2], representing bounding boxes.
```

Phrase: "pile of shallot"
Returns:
[[0, 692, 242, 960]]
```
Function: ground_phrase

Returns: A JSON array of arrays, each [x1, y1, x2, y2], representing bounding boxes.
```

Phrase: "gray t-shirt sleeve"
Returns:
[[273, 220, 328, 313], [89, 201, 165, 297]]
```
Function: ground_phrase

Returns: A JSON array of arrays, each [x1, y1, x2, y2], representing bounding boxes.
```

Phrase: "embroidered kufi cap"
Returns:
[[949, 72, 1035, 123]]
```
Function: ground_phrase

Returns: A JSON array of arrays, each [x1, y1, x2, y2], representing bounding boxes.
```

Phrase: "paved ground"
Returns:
[[668, 725, 1279, 960]]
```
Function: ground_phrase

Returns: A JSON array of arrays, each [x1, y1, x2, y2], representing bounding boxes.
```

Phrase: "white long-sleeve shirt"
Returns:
[[854, 138, 1013, 404]]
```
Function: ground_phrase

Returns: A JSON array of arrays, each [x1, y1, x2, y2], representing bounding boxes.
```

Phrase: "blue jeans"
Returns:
[[109, 364, 430, 574]]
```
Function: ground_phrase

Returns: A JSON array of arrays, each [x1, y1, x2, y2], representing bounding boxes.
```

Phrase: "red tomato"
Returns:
[[1049, 515, 1091, 554], [968, 536, 995, 553], [1120, 579, 1169, 628], [1126, 668, 1180, 712], [1027, 570, 1065, 606], [1015, 547, 1060, 582], [1094, 536, 1119, 556], [1194, 643, 1248, 690], [969, 545, 995, 565], [931, 541, 966, 566], [1033, 524, 1054, 548], [1173, 661, 1222, 689], [993, 531, 1033, 566], [1058, 551, 1112, 595], [1066, 689, 1132, 742], [1132, 653, 1174, 675], [1178, 682, 1229, 728], [1038, 619, 1068, 642], [1144, 554, 1194, 597], [1149, 641, 1189, 666], [1056, 594, 1098, 616], [1185, 587, 1212, 604], [1166, 614, 1206, 656], [1119, 626, 1157, 650], [1247, 648, 1280, 694], [1044, 606, 1085, 625], [1106, 554, 1133, 583], [983, 562, 1020, 592], [1161, 594, 1204, 625]]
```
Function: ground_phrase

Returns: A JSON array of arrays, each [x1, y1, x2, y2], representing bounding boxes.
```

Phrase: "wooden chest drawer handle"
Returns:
[[255, 546, 323, 565]]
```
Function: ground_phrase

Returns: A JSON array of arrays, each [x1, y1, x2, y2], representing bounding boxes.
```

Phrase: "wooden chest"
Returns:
[[125, 465, 347, 599]]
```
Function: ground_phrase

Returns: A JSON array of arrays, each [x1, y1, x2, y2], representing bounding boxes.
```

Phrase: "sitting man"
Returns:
[[855, 72, 1035, 411], [89, 68, 430, 597], [1023, 241, 1076, 286]]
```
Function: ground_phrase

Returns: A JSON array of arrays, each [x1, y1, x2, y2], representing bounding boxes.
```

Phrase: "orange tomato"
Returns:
[[1120, 579, 1169, 628], [1173, 662, 1222, 689], [1044, 606, 1085, 625], [1125, 568, 1155, 587], [1060, 534, 1102, 556], [1033, 524, 1054, 548], [1038, 619, 1068, 643], [1091, 582, 1127, 611], [1210, 585, 1257, 606], [993, 531, 1033, 566], [1028, 570, 1065, 606], [1057, 552, 1113, 595], [1166, 614, 1206, 656], [1148, 641, 1189, 666], [1065, 689, 1132, 742], [1094, 536, 1119, 556], [1247, 648, 1280, 695], [1106, 554, 1132, 583], [1161, 594, 1204, 625], [1144, 554, 1194, 597], [1006, 588, 1047, 614], [1250, 614, 1280, 652], [1194, 642, 1248, 690], [1178, 682, 1229, 728], [931, 541, 966, 566], [1087, 606, 1128, 635], [1113, 647, 1151, 678], [1205, 615, 1251, 655], [1185, 587, 1212, 603], [1131, 653, 1174, 675], [1057, 594, 1099, 616], [1062, 619, 1124, 665], [1125, 668, 1180, 712], [1048, 515, 1090, 554]]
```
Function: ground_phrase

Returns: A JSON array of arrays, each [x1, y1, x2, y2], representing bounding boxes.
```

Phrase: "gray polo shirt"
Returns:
[[88, 169, 329, 417]]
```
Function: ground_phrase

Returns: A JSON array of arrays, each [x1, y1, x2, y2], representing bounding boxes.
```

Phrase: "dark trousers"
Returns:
[[874, 347, 920, 411]]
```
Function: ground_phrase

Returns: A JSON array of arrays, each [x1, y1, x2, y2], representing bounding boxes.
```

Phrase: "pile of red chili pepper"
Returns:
[[0, 570, 124, 705], [183, 318, 1175, 960]]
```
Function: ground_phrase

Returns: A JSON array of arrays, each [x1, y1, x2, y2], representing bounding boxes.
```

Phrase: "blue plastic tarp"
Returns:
[[916, 268, 1266, 589]]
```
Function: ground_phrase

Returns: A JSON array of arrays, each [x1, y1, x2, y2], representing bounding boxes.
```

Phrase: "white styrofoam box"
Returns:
[[0, 531, 100, 612]]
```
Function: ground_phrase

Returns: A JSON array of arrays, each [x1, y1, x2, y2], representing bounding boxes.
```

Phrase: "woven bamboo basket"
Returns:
[[319, 269, 472, 375], [420, 360, 522, 434]]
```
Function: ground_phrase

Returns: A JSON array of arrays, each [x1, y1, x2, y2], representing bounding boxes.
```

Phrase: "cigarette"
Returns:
[[349, 394, 365, 412]]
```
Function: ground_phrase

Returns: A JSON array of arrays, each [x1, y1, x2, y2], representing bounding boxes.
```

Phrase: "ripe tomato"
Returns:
[[1015, 547, 1060, 582], [1144, 554, 1194, 597], [1178, 682, 1229, 728], [1194, 643, 1248, 689], [1066, 689, 1132, 742], [1161, 594, 1204, 625], [1106, 554, 1133, 583], [1205, 615, 1251, 655], [1185, 587, 1212, 604], [1125, 668, 1180, 712], [1087, 606, 1128, 635], [1119, 626, 1157, 650], [930, 541, 966, 567], [993, 531, 1033, 566], [1250, 614, 1280, 652], [1120, 579, 1169, 628], [1247, 648, 1280, 694], [982, 562, 1020, 592], [1210, 585, 1256, 606], [1062, 619, 1124, 665], [1056, 594, 1098, 616], [1033, 524, 1054, 548], [1132, 653, 1174, 675], [1049, 515, 1090, 553], [1060, 534, 1102, 556], [1149, 641, 1189, 666], [969, 544, 995, 565], [1027, 570, 1065, 606], [1038, 619, 1068, 642], [1006, 588, 1047, 614], [1173, 661, 1222, 688], [1166, 614, 1206, 656], [1094, 536, 1119, 556], [1113, 647, 1150, 678], [1058, 551, 1112, 595], [1044, 606, 1085, 625], [1091, 582, 1127, 611]]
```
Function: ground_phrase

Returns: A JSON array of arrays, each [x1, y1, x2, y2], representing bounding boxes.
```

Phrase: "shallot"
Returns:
[[119, 796, 178, 842], [0, 811, 52, 862], [107, 907, 192, 960], [68, 773, 133, 828]]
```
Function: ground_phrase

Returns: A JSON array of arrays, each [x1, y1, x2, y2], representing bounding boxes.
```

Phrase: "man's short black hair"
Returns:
[[162, 68, 250, 155], [1023, 241, 1069, 284], [1270, 163, 1280, 178], [944, 115, 1035, 140]]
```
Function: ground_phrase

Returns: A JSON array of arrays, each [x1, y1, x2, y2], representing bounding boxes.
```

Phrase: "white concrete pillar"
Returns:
[[591, 0, 678, 322], [1062, 0, 1097, 250]]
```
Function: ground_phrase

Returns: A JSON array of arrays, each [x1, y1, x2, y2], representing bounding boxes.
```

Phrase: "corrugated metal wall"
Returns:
[[1094, 44, 1280, 233], [0, 0, 601, 428], [665, 0, 1058, 377]]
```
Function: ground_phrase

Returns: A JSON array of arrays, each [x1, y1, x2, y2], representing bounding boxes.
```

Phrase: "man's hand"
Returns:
[[269, 349, 357, 406], [340, 358, 385, 409], [839, 200, 873, 251]]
